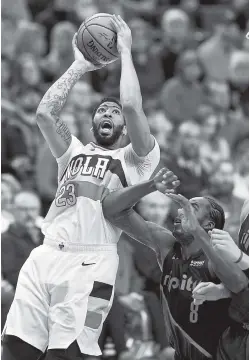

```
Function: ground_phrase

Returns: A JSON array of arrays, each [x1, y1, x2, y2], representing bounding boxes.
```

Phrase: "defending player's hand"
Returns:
[[153, 168, 180, 194], [72, 33, 105, 71], [192, 282, 231, 305], [209, 229, 241, 263], [167, 193, 199, 233], [111, 15, 132, 54]]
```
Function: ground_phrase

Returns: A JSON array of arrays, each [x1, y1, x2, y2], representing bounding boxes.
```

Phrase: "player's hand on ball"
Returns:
[[72, 34, 105, 71], [153, 168, 180, 194], [209, 229, 241, 263], [111, 15, 132, 54], [192, 282, 230, 305]]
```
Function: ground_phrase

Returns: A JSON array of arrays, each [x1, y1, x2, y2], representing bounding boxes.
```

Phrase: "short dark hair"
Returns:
[[92, 97, 122, 120], [204, 196, 225, 230]]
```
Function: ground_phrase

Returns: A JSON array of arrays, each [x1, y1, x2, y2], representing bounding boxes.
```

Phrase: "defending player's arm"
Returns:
[[107, 208, 175, 269], [168, 194, 249, 294], [36, 34, 102, 158], [111, 15, 154, 156], [103, 168, 179, 217], [103, 169, 179, 267]]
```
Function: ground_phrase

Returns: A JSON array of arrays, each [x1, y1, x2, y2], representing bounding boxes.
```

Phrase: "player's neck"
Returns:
[[181, 240, 202, 260]]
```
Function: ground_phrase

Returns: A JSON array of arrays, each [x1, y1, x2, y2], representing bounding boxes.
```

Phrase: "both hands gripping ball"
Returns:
[[76, 13, 119, 66]]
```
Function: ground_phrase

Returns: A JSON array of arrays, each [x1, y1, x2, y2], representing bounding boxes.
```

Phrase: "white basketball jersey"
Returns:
[[42, 136, 160, 245]]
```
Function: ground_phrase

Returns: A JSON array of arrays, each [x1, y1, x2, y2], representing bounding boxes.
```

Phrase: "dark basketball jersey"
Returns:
[[238, 213, 249, 256], [161, 244, 231, 360], [228, 212, 249, 324]]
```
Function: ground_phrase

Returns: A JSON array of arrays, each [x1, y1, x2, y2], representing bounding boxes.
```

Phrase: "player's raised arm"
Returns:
[[36, 34, 103, 158], [111, 15, 154, 157], [167, 194, 249, 294]]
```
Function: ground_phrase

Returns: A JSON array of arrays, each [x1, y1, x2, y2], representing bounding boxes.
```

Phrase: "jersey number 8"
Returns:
[[190, 301, 199, 323], [55, 183, 77, 207]]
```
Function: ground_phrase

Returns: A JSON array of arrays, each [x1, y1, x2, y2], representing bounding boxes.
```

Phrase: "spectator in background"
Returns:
[[146, 101, 175, 163], [1, 115, 31, 182], [1, 173, 22, 232], [1, 180, 15, 234], [197, 9, 239, 81], [73, 0, 99, 24], [1, 56, 12, 100], [204, 80, 231, 127], [12, 53, 45, 99], [128, 18, 165, 101], [160, 49, 205, 127], [11, 53, 45, 170], [118, 0, 158, 24], [68, 81, 100, 143], [1, 274, 14, 331], [2, 0, 31, 24], [90, 59, 121, 98], [160, 8, 198, 81], [200, 110, 230, 174], [1, 18, 18, 60], [180, 0, 203, 29], [229, 50, 249, 118], [1, 190, 43, 289], [232, 0, 249, 31], [35, 0, 78, 44], [165, 121, 208, 199], [206, 160, 244, 240], [36, 111, 80, 216], [14, 21, 47, 60], [41, 21, 77, 80]]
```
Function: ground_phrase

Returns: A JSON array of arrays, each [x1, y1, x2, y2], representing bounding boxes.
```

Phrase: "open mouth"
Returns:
[[174, 217, 182, 224], [99, 119, 113, 135]]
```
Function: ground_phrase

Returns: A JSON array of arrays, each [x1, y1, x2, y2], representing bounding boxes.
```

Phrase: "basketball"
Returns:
[[76, 13, 119, 66]]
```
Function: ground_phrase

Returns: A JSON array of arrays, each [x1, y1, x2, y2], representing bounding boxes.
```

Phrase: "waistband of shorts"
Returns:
[[43, 237, 117, 252]]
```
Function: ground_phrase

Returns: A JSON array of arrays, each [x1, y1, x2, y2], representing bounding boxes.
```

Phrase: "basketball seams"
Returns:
[[83, 14, 114, 28], [87, 23, 116, 35], [77, 15, 113, 35], [81, 27, 101, 66], [86, 24, 118, 58]]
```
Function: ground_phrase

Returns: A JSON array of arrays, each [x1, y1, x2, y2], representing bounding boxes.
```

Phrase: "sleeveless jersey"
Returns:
[[160, 243, 231, 360], [42, 136, 160, 245]]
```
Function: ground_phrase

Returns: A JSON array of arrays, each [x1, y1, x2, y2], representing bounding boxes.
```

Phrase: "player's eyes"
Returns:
[[98, 108, 105, 113], [113, 110, 120, 114]]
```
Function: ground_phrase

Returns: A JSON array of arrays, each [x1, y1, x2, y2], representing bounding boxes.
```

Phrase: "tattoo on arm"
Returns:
[[37, 65, 85, 144], [54, 116, 72, 143]]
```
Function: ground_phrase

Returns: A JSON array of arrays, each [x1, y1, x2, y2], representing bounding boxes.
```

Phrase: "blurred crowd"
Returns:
[[1, 0, 249, 359]]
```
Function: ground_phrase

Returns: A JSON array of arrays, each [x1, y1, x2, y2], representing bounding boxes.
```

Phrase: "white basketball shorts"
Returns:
[[2, 240, 119, 356]]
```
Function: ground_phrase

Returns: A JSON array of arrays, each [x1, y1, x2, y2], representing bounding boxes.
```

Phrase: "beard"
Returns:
[[92, 122, 124, 147]]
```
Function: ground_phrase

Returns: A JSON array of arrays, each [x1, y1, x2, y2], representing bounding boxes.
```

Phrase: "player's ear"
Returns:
[[204, 220, 215, 232], [122, 126, 127, 136]]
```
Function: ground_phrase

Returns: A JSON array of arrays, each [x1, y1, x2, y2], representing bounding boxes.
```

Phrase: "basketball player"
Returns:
[[102, 168, 233, 359], [2, 16, 160, 360], [191, 199, 249, 360]]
